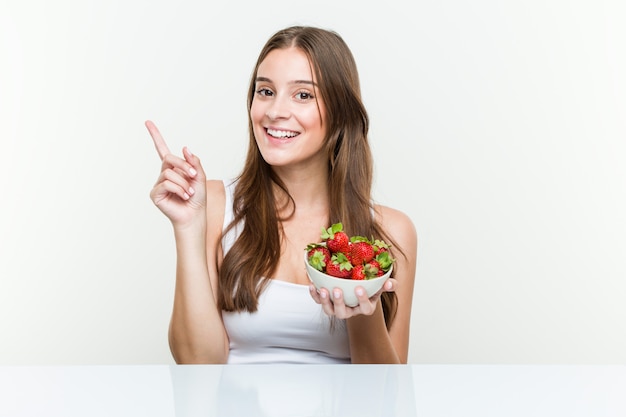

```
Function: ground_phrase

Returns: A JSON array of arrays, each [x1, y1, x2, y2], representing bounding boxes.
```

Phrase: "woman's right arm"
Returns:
[[146, 121, 229, 364], [168, 201, 229, 364]]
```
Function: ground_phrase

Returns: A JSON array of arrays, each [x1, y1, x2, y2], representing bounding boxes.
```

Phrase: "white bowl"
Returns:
[[304, 251, 392, 307]]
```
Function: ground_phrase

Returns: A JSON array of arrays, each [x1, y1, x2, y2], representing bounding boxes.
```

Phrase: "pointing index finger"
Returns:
[[145, 120, 171, 161]]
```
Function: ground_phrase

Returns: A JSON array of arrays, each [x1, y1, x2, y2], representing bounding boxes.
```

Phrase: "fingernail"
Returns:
[[356, 288, 364, 296], [189, 168, 197, 176], [333, 289, 341, 299], [320, 291, 327, 299], [188, 186, 195, 195], [183, 193, 190, 200]]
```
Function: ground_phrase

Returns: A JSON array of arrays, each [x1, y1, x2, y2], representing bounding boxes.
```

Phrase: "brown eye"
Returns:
[[256, 88, 274, 97], [296, 91, 314, 100]]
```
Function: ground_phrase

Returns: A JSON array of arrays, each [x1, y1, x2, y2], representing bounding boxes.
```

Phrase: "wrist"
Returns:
[[172, 215, 207, 239], [346, 303, 388, 338]]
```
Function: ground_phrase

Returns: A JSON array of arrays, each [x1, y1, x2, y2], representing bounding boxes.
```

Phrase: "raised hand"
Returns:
[[146, 120, 207, 227]]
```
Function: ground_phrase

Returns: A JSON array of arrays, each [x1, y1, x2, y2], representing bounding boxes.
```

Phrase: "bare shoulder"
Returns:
[[206, 179, 226, 199], [374, 205, 418, 256], [206, 179, 226, 235]]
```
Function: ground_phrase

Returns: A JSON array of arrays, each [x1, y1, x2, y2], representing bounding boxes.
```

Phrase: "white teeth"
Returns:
[[267, 128, 298, 138]]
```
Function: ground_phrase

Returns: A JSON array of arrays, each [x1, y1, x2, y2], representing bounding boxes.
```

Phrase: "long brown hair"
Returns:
[[218, 26, 401, 327]]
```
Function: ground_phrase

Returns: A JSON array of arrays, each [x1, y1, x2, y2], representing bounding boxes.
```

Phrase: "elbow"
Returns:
[[168, 332, 228, 364]]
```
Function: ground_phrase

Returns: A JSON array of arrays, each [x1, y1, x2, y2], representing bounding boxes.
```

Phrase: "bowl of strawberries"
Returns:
[[304, 223, 395, 307]]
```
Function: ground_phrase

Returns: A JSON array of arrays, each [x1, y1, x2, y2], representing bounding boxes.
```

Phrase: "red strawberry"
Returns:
[[321, 223, 350, 254], [351, 264, 366, 280], [306, 244, 331, 272], [349, 237, 375, 266], [325, 253, 352, 278], [366, 259, 384, 277], [353, 262, 381, 280], [375, 251, 395, 272], [343, 245, 353, 264], [372, 239, 390, 256]]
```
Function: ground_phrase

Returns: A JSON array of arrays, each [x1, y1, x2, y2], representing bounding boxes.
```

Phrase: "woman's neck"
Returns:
[[272, 168, 330, 218]]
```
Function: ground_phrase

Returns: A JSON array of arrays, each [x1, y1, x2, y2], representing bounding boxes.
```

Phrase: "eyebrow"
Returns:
[[255, 76, 317, 87]]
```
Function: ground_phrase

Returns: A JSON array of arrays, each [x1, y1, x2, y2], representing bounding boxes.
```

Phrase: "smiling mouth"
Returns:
[[266, 128, 299, 139]]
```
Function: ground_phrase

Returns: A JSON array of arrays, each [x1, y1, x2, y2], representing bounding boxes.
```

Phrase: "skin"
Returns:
[[147, 46, 418, 364]]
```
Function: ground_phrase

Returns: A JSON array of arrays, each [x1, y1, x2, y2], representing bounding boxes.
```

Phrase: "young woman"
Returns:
[[147, 26, 417, 364]]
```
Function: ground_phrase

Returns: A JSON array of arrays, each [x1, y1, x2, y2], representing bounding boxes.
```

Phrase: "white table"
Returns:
[[0, 365, 624, 416]]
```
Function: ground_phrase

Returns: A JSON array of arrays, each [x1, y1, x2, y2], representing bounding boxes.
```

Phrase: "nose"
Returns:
[[265, 95, 290, 120]]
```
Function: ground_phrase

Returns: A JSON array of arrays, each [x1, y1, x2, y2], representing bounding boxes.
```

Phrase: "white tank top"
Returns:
[[220, 179, 351, 364]]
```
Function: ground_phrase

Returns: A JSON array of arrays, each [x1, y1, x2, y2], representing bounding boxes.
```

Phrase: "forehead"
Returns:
[[257, 47, 316, 83]]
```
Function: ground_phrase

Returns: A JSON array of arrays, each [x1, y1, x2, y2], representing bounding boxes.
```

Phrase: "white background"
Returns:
[[1, 0, 624, 365]]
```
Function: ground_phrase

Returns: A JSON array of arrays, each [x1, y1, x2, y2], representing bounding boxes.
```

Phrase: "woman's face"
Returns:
[[250, 47, 327, 171]]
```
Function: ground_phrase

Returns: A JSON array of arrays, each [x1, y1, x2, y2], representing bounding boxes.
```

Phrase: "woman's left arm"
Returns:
[[310, 206, 418, 363]]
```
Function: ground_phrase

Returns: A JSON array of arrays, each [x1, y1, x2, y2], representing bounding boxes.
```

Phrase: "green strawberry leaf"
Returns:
[[376, 251, 395, 271], [321, 222, 343, 240], [350, 235, 370, 243]]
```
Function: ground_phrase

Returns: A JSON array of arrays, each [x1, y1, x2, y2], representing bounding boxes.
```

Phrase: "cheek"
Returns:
[[300, 107, 324, 131], [250, 108, 266, 146], [250, 101, 265, 124]]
